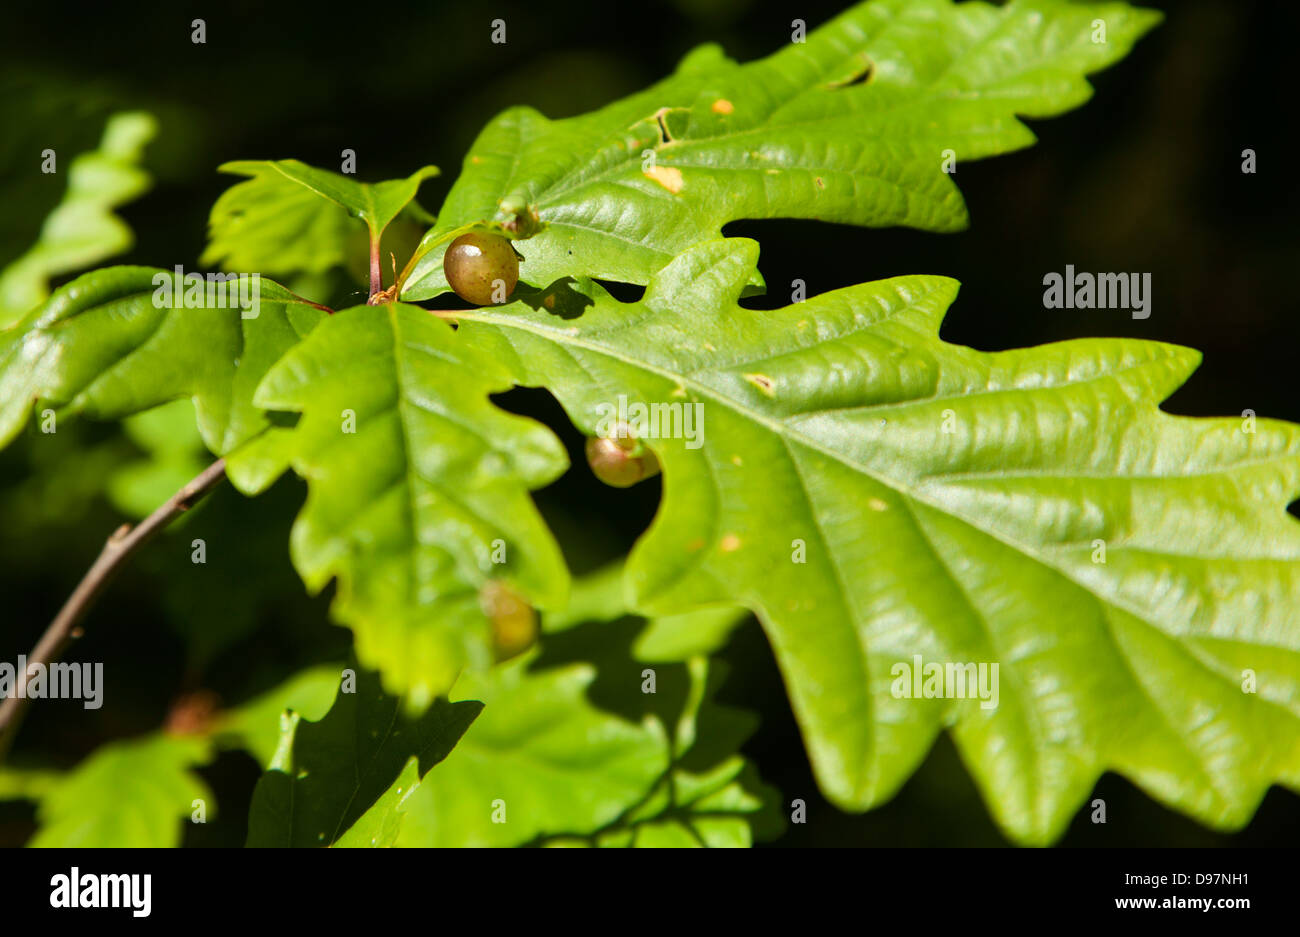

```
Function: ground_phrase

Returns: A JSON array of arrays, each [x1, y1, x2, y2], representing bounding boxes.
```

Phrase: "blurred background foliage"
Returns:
[[0, 0, 1296, 846]]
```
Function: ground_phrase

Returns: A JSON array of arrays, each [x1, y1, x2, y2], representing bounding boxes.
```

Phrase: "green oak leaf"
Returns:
[[547, 559, 749, 662], [249, 303, 570, 707], [449, 237, 1300, 844], [541, 559, 628, 633], [0, 112, 156, 328], [0, 266, 327, 491], [633, 605, 748, 663], [211, 160, 437, 276], [202, 160, 362, 278], [0, 768, 60, 801], [245, 667, 481, 847], [28, 734, 214, 849], [402, 0, 1159, 300], [211, 665, 342, 767], [331, 757, 421, 848], [381, 592, 781, 848], [106, 398, 209, 518], [7, 666, 344, 847], [394, 654, 669, 847], [579, 759, 780, 848]]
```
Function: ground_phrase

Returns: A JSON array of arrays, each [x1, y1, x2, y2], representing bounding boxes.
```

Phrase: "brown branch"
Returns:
[[0, 458, 230, 762]]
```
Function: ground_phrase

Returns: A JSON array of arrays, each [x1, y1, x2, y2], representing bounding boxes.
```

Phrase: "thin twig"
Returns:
[[0, 458, 230, 762], [368, 228, 382, 301]]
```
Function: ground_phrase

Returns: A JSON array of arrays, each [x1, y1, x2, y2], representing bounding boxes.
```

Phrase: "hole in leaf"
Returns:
[[592, 279, 646, 304], [516, 278, 596, 319]]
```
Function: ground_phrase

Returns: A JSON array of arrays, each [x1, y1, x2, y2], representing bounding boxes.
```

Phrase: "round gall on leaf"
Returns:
[[444, 232, 519, 305], [480, 580, 538, 662], [585, 431, 661, 488]]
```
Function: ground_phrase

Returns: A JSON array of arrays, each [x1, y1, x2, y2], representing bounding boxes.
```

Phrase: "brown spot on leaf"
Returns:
[[480, 580, 538, 662], [745, 373, 776, 395], [721, 534, 742, 552], [712, 98, 734, 115]]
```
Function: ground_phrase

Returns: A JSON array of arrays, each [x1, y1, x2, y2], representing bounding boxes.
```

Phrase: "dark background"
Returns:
[[1, 0, 1296, 846]]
